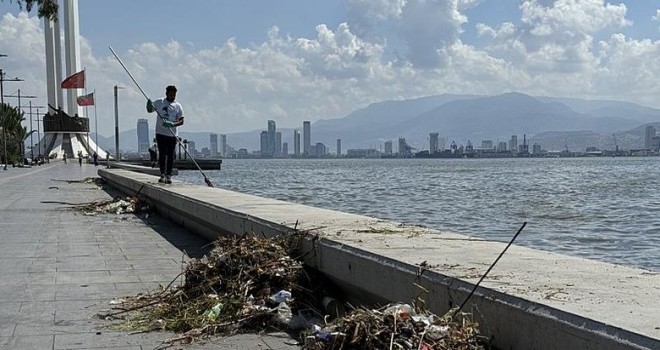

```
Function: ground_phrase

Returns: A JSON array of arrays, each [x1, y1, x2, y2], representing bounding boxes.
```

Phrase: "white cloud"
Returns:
[[1, 2, 660, 146]]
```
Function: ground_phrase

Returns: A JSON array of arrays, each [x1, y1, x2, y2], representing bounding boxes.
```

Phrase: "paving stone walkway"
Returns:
[[0, 161, 298, 349]]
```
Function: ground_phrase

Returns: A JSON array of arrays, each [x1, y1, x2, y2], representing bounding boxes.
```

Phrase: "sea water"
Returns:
[[178, 157, 660, 272]]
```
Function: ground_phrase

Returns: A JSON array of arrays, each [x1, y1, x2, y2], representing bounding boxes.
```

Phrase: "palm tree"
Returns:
[[0, 103, 32, 163], [2, 0, 58, 20]]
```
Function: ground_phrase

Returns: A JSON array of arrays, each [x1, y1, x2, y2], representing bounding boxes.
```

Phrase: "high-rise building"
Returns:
[[429, 132, 439, 153], [384, 140, 393, 155], [336, 139, 341, 155], [220, 134, 227, 157], [267, 120, 276, 156], [310, 142, 326, 157], [497, 142, 507, 152], [275, 131, 282, 156], [509, 135, 518, 154], [398, 137, 412, 158], [187, 141, 196, 156], [481, 140, 494, 150], [282, 142, 288, 156], [645, 126, 656, 150], [260, 131, 269, 156], [293, 129, 301, 156], [303, 121, 311, 156], [210, 133, 218, 157], [137, 118, 149, 154]]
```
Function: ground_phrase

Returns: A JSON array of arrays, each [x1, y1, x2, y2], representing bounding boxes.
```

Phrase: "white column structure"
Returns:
[[43, 15, 58, 115], [40, 0, 109, 160], [54, 10, 64, 108], [62, 0, 81, 117]]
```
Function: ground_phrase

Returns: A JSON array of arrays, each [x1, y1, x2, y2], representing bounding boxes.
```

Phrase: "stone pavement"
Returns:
[[0, 161, 299, 350]]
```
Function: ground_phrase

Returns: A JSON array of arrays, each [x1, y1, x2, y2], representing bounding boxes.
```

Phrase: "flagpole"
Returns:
[[84, 68, 89, 157], [94, 89, 98, 156]]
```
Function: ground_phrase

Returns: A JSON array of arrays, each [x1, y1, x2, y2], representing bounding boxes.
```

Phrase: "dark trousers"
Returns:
[[156, 134, 177, 176]]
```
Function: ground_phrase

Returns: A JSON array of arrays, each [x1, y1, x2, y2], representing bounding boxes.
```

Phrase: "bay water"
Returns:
[[178, 157, 660, 272]]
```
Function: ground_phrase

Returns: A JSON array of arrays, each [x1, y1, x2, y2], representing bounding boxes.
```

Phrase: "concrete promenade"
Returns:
[[0, 162, 297, 349], [99, 168, 660, 350]]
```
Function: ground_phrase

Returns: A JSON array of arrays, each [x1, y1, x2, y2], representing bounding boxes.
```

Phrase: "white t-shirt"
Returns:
[[153, 98, 184, 137]]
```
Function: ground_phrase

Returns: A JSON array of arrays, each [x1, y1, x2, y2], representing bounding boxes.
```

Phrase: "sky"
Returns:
[[0, 0, 659, 139]]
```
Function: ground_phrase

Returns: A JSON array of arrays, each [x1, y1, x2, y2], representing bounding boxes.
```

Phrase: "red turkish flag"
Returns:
[[77, 92, 94, 106], [61, 70, 85, 89]]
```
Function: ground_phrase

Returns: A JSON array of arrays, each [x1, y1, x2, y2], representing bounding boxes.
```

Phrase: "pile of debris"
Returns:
[[72, 196, 151, 215], [98, 233, 486, 349], [303, 304, 485, 349]]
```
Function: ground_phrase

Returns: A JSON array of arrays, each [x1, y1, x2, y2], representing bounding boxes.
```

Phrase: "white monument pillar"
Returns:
[[62, 0, 81, 117], [43, 16, 57, 115], [54, 6, 64, 110]]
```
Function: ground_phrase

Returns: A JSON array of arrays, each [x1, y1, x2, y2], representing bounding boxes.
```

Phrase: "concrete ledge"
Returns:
[[103, 161, 178, 176], [98, 168, 660, 350]]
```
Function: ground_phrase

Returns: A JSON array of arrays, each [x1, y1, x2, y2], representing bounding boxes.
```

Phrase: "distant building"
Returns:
[[260, 131, 269, 156], [275, 131, 282, 156], [645, 126, 656, 150], [481, 140, 494, 150], [653, 136, 660, 151], [210, 133, 218, 157], [282, 142, 288, 156], [509, 135, 518, 154], [303, 121, 311, 156], [384, 140, 393, 156], [220, 134, 227, 157], [497, 141, 507, 152], [293, 129, 301, 156], [429, 132, 439, 153], [532, 143, 542, 155], [136, 118, 149, 155], [187, 141, 196, 156], [346, 149, 381, 158], [267, 120, 276, 156], [237, 148, 248, 158], [398, 137, 413, 158], [309, 142, 326, 157], [336, 139, 341, 155]]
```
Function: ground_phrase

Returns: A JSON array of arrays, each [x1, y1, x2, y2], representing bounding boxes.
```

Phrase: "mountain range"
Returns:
[[92, 92, 660, 154]]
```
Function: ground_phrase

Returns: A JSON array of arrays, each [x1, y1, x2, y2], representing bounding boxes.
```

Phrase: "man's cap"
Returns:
[[166, 85, 177, 92]]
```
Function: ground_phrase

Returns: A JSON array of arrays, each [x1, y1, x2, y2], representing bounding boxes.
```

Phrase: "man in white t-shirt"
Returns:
[[146, 85, 184, 184]]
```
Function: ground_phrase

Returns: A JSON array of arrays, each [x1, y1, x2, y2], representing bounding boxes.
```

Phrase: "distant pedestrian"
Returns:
[[147, 85, 184, 184], [148, 141, 158, 168], [62, 153, 67, 164], [92, 152, 98, 166], [78, 151, 83, 166]]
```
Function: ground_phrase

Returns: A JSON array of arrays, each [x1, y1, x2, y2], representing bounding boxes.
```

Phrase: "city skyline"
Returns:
[[1, 1, 659, 140]]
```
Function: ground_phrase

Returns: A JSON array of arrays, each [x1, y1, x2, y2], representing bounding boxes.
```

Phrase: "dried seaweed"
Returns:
[[98, 233, 486, 350]]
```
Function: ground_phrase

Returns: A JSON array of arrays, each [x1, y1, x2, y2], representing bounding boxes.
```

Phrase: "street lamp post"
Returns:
[[1, 55, 23, 168], [4, 90, 38, 160], [113, 85, 124, 161], [24, 103, 45, 160], [0, 127, 6, 170], [36, 109, 41, 158]]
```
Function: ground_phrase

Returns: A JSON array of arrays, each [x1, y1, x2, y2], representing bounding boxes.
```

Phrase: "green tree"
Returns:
[[0, 103, 31, 164], [3, 0, 58, 20]]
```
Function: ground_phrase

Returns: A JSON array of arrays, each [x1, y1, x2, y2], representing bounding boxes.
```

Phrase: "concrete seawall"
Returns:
[[99, 168, 660, 350]]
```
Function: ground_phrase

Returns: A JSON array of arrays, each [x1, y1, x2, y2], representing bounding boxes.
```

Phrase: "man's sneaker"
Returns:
[[158, 175, 166, 183], [165, 175, 172, 184]]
